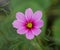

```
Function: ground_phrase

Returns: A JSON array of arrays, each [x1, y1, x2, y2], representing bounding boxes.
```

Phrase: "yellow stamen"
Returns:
[[27, 22, 32, 28]]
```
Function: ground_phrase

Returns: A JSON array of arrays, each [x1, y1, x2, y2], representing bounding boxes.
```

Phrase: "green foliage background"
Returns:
[[0, 0, 60, 50]]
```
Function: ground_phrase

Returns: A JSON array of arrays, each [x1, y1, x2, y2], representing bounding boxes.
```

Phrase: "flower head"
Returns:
[[12, 8, 44, 40]]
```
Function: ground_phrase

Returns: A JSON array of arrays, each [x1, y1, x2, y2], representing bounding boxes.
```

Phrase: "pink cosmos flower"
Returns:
[[12, 8, 44, 40]]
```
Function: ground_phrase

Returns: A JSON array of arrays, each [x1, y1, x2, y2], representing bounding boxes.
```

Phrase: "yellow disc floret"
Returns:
[[27, 22, 32, 28]]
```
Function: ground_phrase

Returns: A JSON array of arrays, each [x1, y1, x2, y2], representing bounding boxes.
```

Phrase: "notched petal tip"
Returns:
[[40, 20, 44, 27], [36, 10, 42, 16], [16, 12, 21, 16], [32, 29, 42, 36], [17, 29, 25, 35], [26, 36, 34, 40], [26, 8, 32, 11], [12, 20, 21, 29], [25, 8, 33, 20], [16, 12, 24, 20], [12, 20, 18, 28], [34, 10, 42, 20], [25, 8, 33, 14], [26, 31, 34, 40]]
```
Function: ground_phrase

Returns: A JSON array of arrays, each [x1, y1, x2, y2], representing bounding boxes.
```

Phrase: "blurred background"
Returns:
[[0, 0, 60, 50]]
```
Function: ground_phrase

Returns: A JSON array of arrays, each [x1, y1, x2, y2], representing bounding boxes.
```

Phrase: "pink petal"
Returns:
[[16, 12, 25, 22], [25, 8, 33, 20], [32, 28, 41, 36], [12, 20, 23, 29], [26, 31, 34, 40], [17, 27, 26, 34], [35, 20, 44, 28], [33, 11, 42, 21]]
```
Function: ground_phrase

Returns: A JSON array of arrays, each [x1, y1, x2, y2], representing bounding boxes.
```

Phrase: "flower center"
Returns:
[[27, 22, 32, 28]]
